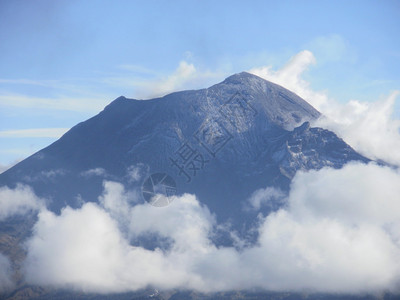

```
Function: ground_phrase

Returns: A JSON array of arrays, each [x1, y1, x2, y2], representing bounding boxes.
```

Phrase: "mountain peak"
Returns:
[[221, 72, 283, 90], [212, 72, 321, 129], [221, 71, 283, 89], [222, 71, 259, 83]]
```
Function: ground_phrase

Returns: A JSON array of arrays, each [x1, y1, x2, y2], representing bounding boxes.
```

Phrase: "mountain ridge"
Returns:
[[0, 72, 369, 229]]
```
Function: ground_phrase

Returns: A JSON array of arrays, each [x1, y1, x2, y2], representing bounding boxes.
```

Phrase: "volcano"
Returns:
[[0, 72, 372, 299], [0, 72, 368, 223]]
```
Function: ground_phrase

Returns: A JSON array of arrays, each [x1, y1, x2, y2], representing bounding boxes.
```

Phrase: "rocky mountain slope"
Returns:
[[0, 72, 368, 222]]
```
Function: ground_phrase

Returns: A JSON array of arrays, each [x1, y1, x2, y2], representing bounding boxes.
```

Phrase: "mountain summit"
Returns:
[[0, 72, 368, 226]]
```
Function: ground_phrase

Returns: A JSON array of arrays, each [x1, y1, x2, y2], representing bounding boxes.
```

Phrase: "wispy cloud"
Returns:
[[137, 61, 197, 98], [245, 187, 285, 211], [0, 159, 20, 174], [249, 50, 328, 110], [0, 79, 50, 86], [249, 50, 400, 166], [0, 93, 109, 113], [80, 168, 107, 178], [116, 64, 158, 75], [316, 91, 400, 165], [305, 34, 355, 64], [119, 61, 226, 99], [0, 60, 226, 115], [0, 128, 69, 138]]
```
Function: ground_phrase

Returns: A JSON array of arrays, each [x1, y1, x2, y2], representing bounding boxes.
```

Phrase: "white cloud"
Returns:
[[98, 60, 227, 100], [80, 168, 107, 178], [40, 169, 66, 179], [305, 34, 353, 64], [133, 61, 196, 99], [125, 164, 148, 183], [245, 187, 285, 211], [128, 194, 215, 253], [116, 64, 157, 75], [289, 163, 400, 225], [0, 165, 9, 174], [0, 159, 20, 174], [0, 93, 109, 113], [249, 50, 328, 111], [215, 163, 400, 293], [0, 253, 13, 293], [315, 91, 400, 166], [24, 203, 132, 293], [249, 50, 400, 166], [22, 167, 400, 294], [24, 193, 215, 293], [22, 169, 66, 183], [0, 78, 49, 86], [253, 163, 400, 293], [133, 61, 225, 99], [99, 181, 133, 222], [0, 128, 69, 138], [0, 184, 44, 221], [99, 181, 215, 252], [155, 61, 196, 92]]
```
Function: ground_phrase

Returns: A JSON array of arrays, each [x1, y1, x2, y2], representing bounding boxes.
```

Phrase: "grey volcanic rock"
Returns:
[[271, 121, 370, 179], [0, 72, 368, 225]]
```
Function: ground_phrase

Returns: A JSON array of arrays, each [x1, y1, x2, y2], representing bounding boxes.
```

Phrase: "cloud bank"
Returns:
[[19, 163, 400, 294], [315, 91, 400, 166], [249, 51, 400, 166], [0, 184, 43, 221]]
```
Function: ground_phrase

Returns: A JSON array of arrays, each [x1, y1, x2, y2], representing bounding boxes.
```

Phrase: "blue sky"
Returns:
[[0, 0, 399, 168]]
